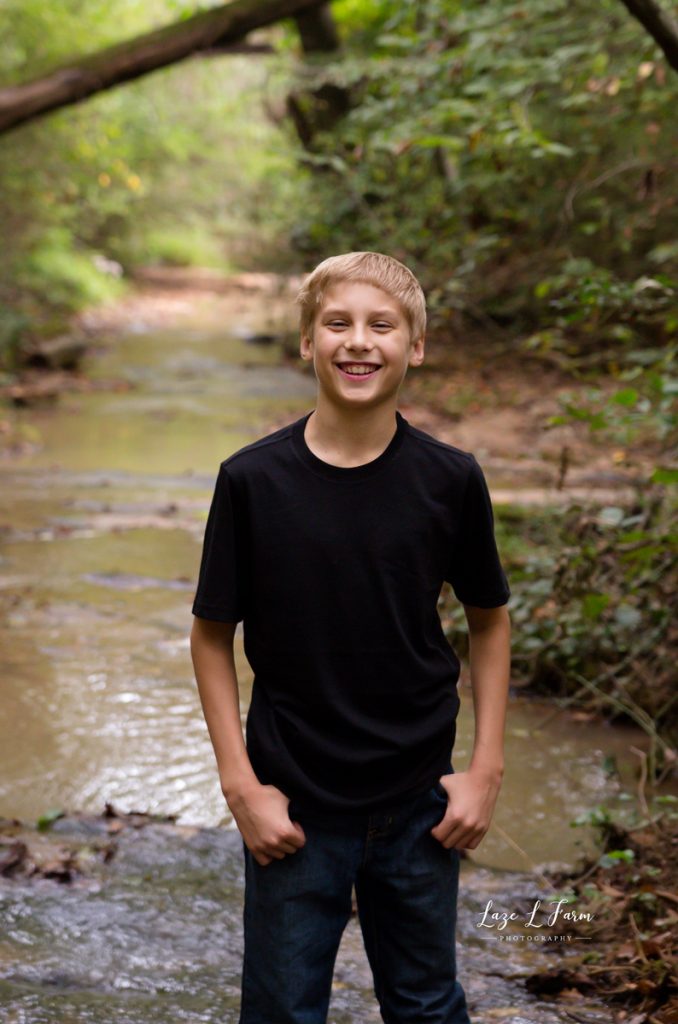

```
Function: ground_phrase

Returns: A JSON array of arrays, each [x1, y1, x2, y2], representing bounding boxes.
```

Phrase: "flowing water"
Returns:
[[0, 293, 661, 1022]]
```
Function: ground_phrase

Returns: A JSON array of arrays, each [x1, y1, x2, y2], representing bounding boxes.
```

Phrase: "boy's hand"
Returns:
[[227, 779, 306, 867], [430, 767, 502, 851]]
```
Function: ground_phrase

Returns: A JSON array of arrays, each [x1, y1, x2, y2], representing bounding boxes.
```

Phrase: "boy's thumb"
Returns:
[[291, 820, 306, 844]]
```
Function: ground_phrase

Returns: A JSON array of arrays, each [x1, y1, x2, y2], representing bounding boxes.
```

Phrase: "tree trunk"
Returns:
[[286, 5, 352, 150], [0, 0, 327, 136], [294, 5, 340, 51], [617, 0, 678, 72]]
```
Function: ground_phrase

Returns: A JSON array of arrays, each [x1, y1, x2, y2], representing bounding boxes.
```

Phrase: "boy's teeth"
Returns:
[[342, 364, 378, 374]]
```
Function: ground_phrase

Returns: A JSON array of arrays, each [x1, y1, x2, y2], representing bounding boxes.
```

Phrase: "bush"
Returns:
[[15, 234, 124, 312], [442, 485, 677, 766]]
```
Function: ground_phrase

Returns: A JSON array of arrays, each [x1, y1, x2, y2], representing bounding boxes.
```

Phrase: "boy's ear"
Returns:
[[300, 333, 313, 360], [408, 334, 425, 367]]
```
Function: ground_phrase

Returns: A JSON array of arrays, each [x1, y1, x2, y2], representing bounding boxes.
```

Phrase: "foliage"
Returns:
[[14, 228, 125, 311], [523, 260, 677, 371], [2, 0, 677, 352], [0, 309, 30, 372], [547, 344, 677, 449], [508, 491, 675, 751], [129, 224, 229, 269], [0, 1, 303, 335], [547, 805, 678, 1019], [441, 480, 677, 762], [272, 0, 677, 350]]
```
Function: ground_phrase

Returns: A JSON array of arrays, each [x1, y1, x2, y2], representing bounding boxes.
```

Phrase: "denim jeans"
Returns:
[[238, 769, 472, 1024]]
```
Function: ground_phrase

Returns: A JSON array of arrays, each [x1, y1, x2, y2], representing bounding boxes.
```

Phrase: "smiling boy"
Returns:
[[190, 251, 511, 1024]]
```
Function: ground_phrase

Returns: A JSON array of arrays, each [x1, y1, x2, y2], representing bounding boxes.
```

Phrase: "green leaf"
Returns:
[[37, 808, 65, 831], [598, 849, 635, 867], [541, 141, 575, 157], [581, 593, 610, 619], [413, 134, 465, 151], [612, 388, 638, 407]]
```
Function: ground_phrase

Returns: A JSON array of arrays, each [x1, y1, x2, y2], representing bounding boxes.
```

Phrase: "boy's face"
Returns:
[[300, 281, 424, 411]]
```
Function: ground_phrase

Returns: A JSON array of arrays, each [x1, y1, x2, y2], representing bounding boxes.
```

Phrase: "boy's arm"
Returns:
[[466, 603, 511, 781], [190, 617, 256, 797], [431, 603, 511, 851], [190, 616, 306, 865]]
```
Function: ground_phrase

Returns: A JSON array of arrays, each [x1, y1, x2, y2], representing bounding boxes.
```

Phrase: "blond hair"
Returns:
[[295, 251, 426, 345]]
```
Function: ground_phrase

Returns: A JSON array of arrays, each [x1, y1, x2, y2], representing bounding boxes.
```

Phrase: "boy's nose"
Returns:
[[345, 332, 372, 349]]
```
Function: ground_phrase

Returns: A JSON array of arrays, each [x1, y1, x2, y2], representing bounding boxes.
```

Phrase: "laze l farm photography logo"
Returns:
[[476, 898, 595, 943]]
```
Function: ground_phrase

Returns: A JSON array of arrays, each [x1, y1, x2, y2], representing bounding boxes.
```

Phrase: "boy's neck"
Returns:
[[304, 400, 400, 468]]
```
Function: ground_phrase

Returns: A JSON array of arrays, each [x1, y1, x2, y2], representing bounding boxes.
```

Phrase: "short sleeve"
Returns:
[[445, 456, 510, 608], [191, 464, 245, 623]]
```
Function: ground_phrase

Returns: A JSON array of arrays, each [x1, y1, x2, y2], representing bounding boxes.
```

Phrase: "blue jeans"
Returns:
[[238, 770, 472, 1024]]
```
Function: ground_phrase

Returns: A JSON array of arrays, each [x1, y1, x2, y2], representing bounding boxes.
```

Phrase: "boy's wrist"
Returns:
[[468, 758, 504, 783], [220, 768, 260, 805]]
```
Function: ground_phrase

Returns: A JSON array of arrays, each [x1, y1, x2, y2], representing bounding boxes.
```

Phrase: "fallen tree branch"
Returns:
[[0, 0, 327, 135]]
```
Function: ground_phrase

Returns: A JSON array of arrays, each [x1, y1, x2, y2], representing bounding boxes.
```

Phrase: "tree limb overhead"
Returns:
[[0, 0, 328, 135], [617, 0, 678, 72]]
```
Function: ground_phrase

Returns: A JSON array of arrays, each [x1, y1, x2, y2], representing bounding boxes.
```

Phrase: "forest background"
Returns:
[[1, 0, 675, 756]]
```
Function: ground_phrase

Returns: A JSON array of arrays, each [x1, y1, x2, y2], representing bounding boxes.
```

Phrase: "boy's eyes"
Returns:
[[327, 320, 391, 329]]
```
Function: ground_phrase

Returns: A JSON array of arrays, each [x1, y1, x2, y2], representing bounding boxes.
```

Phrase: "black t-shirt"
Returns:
[[191, 409, 510, 814]]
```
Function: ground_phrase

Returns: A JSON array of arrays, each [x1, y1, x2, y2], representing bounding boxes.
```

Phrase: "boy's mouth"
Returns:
[[336, 362, 382, 378]]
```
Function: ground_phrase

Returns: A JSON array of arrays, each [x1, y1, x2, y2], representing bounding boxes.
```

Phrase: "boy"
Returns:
[[190, 251, 511, 1024]]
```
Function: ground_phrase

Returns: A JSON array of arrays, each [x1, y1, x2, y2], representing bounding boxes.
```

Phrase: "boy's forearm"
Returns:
[[190, 619, 258, 799], [465, 606, 511, 780]]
